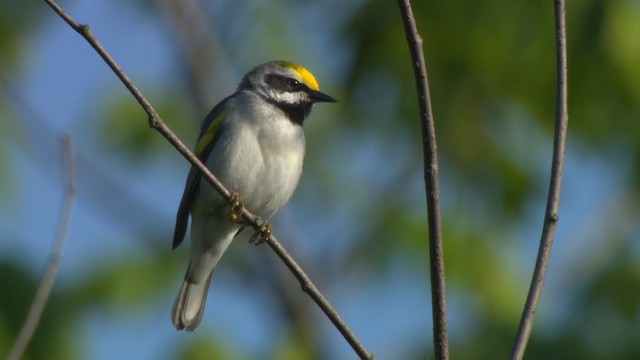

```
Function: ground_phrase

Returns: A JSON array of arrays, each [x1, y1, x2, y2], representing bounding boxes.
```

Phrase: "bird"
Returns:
[[171, 60, 336, 331]]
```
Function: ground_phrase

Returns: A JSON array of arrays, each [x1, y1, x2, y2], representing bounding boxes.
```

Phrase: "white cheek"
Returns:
[[270, 90, 307, 105]]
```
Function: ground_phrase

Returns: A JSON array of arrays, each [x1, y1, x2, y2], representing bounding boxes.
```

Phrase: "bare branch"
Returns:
[[42, 1, 373, 358], [8, 134, 76, 360], [396, 1, 449, 359], [510, 1, 569, 359]]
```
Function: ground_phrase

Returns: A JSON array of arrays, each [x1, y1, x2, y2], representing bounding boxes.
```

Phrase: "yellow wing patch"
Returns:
[[195, 110, 227, 156], [279, 60, 320, 91]]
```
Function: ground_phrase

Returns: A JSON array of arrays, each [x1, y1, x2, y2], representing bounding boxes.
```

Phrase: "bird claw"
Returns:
[[229, 192, 244, 222], [249, 220, 272, 245], [228, 192, 270, 244]]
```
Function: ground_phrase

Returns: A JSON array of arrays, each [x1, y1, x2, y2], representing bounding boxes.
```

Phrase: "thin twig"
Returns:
[[8, 134, 76, 360], [509, 1, 569, 359], [42, 1, 373, 358], [396, 1, 449, 359]]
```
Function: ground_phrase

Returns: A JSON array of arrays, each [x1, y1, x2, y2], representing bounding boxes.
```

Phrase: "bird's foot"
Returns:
[[249, 219, 272, 245], [229, 192, 244, 222]]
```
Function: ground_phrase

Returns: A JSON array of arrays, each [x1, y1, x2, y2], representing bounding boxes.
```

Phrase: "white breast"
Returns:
[[202, 92, 305, 219]]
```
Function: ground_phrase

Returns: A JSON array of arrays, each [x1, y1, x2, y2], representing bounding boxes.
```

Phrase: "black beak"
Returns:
[[309, 89, 337, 103]]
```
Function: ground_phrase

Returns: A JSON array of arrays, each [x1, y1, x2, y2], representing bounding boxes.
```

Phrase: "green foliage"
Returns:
[[0, 262, 78, 360], [67, 247, 180, 310], [0, 2, 45, 70], [0, 95, 16, 200], [270, 330, 317, 360], [96, 89, 198, 162], [171, 335, 243, 360]]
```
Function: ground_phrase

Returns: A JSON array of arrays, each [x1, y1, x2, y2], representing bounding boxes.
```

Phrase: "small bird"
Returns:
[[171, 60, 336, 331]]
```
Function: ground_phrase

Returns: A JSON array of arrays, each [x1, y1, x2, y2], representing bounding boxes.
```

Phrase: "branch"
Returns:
[[8, 134, 76, 360], [509, 1, 569, 359], [42, 1, 374, 358], [396, 1, 449, 359]]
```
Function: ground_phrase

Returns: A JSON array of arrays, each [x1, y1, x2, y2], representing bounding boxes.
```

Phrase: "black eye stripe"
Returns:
[[265, 74, 309, 93]]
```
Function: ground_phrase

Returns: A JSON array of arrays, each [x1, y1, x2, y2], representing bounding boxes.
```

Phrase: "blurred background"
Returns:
[[1, 0, 639, 359]]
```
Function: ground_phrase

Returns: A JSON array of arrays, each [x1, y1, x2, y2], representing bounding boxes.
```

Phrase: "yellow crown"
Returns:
[[278, 61, 320, 91]]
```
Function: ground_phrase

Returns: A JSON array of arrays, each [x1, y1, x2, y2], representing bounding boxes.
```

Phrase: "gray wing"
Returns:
[[172, 96, 233, 249]]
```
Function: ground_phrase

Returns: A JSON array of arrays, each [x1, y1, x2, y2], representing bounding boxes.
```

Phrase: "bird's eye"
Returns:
[[287, 78, 300, 90]]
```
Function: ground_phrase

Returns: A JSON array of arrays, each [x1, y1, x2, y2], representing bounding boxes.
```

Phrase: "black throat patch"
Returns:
[[269, 99, 312, 126], [263, 74, 313, 126]]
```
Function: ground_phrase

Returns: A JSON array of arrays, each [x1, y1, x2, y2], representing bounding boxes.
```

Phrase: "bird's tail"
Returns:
[[172, 214, 241, 331], [171, 263, 213, 331]]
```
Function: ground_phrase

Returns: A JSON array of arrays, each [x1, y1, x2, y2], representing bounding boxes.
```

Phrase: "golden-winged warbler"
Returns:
[[171, 60, 336, 331]]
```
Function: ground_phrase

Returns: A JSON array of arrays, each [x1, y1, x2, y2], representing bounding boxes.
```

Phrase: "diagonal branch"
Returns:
[[8, 134, 76, 360], [396, 1, 449, 359], [42, 1, 373, 358], [509, 1, 569, 359]]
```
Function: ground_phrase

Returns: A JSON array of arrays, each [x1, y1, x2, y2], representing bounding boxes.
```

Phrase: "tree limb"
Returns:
[[509, 1, 569, 358], [42, 1, 373, 358], [8, 134, 76, 360], [396, 1, 449, 359]]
